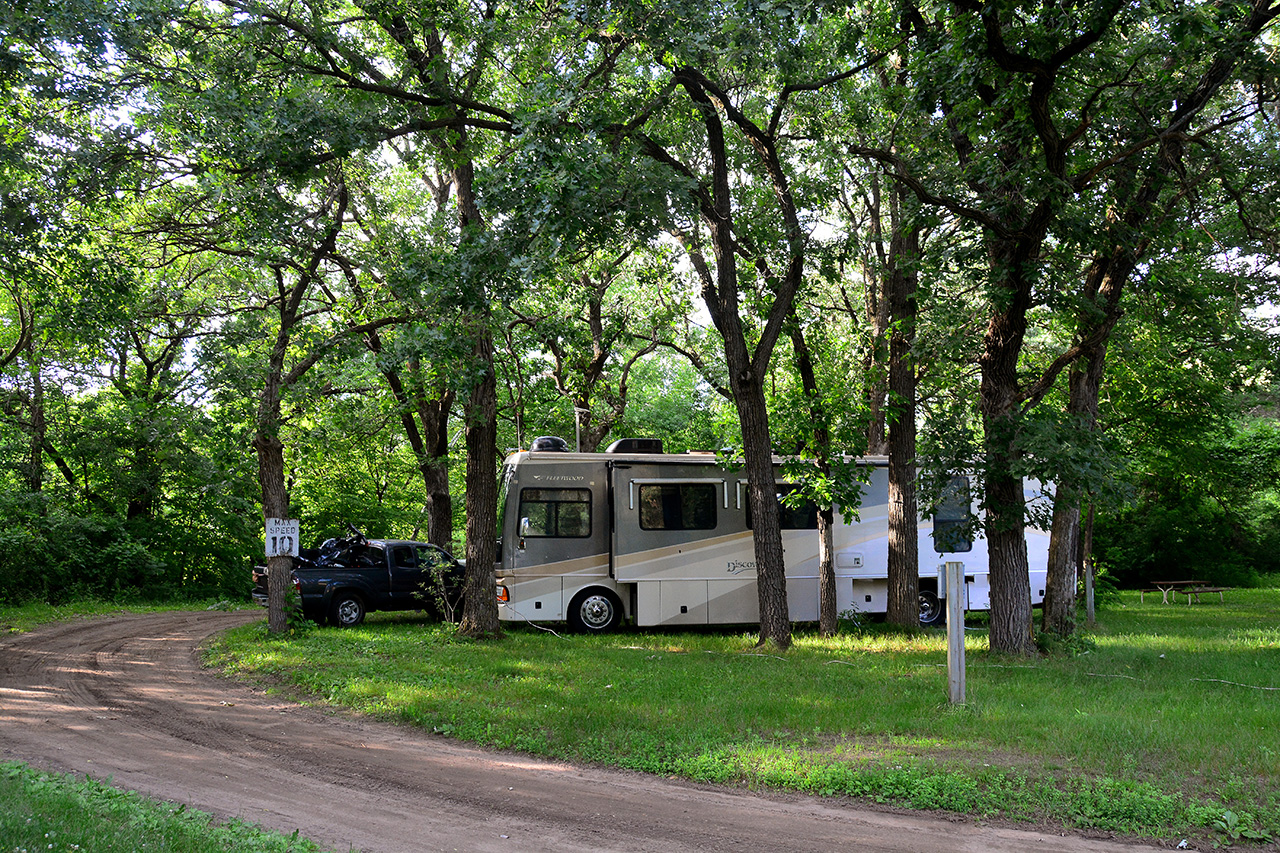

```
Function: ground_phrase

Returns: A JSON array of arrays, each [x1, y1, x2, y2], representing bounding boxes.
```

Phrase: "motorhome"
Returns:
[[495, 437, 1050, 632]]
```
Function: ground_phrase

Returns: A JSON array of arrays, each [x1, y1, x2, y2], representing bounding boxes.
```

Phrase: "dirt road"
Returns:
[[0, 611, 1169, 852]]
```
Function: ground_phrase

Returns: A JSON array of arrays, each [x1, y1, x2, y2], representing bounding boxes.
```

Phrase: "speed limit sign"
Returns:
[[265, 518, 300, 558]]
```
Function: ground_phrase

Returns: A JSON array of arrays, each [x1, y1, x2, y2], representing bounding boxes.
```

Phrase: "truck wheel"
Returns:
[[329, 592, 366, 628], [568, 588, 622, 633], [919, 589, 943, 627]]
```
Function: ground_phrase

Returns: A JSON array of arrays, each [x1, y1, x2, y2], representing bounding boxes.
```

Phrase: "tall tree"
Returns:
[[1040, 0, 1280, 635], [565, 5, 882, 647], [853, 0, 1280, 653]]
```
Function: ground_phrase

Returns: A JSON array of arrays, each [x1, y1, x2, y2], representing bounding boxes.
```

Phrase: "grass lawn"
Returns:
[[205, 586, 1280, 847], [0, 762, 335, 853]]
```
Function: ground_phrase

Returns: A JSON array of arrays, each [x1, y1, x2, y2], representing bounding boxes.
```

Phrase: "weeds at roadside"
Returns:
[[0, 762, 337, 852]]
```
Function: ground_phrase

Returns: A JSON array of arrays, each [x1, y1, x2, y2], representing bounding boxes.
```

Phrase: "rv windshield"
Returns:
[[497, 464, 516, 556]]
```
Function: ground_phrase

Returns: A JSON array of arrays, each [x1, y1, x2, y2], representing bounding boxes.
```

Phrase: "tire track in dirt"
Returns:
[[0, 611, 1167, 853]]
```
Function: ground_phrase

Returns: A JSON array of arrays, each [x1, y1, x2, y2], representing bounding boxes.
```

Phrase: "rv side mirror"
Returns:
[[518, 517, 530, 549], [932, 476, 974, 554]]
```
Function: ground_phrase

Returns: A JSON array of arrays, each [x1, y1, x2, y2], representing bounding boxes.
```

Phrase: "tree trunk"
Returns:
[[640, 64, 803, 649], [788, 322, 835, 635], [984, 469, 1035, 654], [255, 428, 293, 636], [1042, 488, 1080, 636], [418, 390, 454, 549], [1041, 334, 1107, 636], [817, 507, 837, 635], [453, 150, 502, 639], [457, 326, 501, 638], [861, 175, 891, 458], [980, 241, 1037, 656], [257, 185, 347, 635], [255, 336, 294, 636], [885, 397, 919, 628], [884, 188, 920, 630], [735, 374, 791, 649], [22, 342, 45, 494], [374, 351, 455, 549], [1081, 503, 1096, 627]]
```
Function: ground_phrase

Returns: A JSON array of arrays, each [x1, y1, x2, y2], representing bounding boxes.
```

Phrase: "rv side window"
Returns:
[[518, 488, 592, 538], [638, 483, 717, 530], [746, 485, 819, 530]]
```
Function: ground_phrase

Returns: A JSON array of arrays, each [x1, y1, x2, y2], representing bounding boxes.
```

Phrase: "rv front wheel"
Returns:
[[568, 589, 622, 633], [918, 590, 943, 627]]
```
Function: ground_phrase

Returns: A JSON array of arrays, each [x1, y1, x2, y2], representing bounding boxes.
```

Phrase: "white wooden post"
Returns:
[[946, 560, 966, 705]]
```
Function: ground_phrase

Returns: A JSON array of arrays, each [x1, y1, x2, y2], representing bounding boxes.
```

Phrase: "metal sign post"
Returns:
[[945, 560, 966, 705]]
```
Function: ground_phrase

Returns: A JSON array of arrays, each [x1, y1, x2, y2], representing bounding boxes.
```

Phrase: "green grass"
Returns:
[[205, 587, 1280, 847], [0, 762, 337, 853]]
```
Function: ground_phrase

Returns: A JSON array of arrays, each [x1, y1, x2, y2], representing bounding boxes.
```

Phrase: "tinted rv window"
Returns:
[[638, 483, 717, 530], [519, 488, 592, 538], [746, 485, 819, 530]]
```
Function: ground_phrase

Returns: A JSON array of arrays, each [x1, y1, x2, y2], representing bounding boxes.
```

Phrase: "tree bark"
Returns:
[[735, 375, 791, 648], [861, 173, 891, 457], [255, 310, 295, 636], [979, 238, 1038, 656], [414, 382, 454, 550], [23, 343, 45, 494], [788, 323, 836, 636], [884, 187, 920, 630], [257, 183, 348, 635], [457, 325, 501, 637], [453, 149, 503, 639], [638, 64, 804, 648]]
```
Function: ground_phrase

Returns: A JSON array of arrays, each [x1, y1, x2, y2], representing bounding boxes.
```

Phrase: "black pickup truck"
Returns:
[[252, 526, 465, 627]]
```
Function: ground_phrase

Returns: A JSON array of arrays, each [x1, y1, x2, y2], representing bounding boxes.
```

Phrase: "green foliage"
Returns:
[[1095, 415, 1280, 588], [0, 501, 159, 604], [608, 357, 736, 453], [1212, 809, 1275, 846]]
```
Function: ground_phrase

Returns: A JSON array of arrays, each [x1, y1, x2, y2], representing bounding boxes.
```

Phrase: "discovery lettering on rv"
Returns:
[[726, 560, 756, 575]]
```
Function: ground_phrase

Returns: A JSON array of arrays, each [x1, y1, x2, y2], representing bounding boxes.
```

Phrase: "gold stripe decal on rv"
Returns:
[[504, 553, 610, 579]]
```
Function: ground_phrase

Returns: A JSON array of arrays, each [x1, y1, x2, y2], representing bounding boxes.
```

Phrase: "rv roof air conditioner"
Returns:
[[529, 436, 570, 452], [604, 437, 664, 454]]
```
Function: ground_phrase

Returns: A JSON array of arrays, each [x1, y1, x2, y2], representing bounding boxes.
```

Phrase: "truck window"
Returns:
[[519, 488, 592, 537], [391, 546, 417, 568], [415, 545, 450, 569], [746, 485, 819, 530], [639, 483, 717, 530]]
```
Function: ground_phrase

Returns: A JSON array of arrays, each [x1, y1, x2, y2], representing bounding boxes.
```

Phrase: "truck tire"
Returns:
[[329, 592, 366, 628], [567, 588, 623, 633], [918, 589, 943, 627]]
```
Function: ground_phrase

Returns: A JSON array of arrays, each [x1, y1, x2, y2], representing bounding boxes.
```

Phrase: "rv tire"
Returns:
[[568, 588, 623, 633], [918, 589, 943, 627]]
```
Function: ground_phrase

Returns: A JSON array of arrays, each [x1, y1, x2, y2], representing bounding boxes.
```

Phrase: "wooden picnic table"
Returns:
[[1141, 580, 1208, 604], [1179, 585, 1230, 604]]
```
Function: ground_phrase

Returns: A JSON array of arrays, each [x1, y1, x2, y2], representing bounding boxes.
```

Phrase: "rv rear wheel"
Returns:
[[918, 589, 943, 627], [568, 588, 623, 633]]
